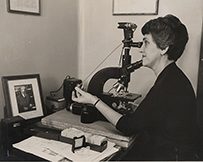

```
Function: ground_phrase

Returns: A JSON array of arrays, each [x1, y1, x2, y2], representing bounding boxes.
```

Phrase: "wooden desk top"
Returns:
[[41, 109, 134, 143]]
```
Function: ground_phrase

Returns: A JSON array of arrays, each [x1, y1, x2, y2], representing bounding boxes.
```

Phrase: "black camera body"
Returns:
[[63, 76, 107, 123], [70, 102, 106, 123], [63, 77, 82, 108], [118, 22, 137, 40]]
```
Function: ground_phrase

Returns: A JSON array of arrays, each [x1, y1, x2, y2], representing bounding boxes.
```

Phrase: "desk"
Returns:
[[40, 109, 149, 160], [0, 111, 150, 161], [41, 109, 135, 147]]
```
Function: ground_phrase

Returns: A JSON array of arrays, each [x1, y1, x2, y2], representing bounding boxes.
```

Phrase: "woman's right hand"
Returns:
[[72, 86, 122, 126], [72, 86, 98, 105]]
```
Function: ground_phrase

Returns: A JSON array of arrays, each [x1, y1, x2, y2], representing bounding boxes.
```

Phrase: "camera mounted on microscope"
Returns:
[[118, 22, 143, 48], [118, 22, 137, 41]]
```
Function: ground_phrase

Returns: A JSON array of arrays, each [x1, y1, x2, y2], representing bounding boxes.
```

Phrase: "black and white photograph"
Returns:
[[15, 84, 36, 113], [0, 0, 203, 161], [1, 74, 44, 120]]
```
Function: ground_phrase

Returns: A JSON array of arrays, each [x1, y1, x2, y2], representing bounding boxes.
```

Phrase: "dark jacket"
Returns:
[[116, 62, 201, 160]]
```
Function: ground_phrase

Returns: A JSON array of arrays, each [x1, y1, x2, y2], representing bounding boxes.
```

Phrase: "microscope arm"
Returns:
[[87, 67, 122, 95], [87, 60, 142, 96]]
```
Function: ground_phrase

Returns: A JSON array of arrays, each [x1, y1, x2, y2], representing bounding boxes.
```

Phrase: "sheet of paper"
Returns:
[[13, 136, 119, 162], [13, 136, 66, 161]]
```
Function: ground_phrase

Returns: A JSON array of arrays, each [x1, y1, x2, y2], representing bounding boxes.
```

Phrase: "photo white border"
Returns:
[[7, 78, 43, 119]]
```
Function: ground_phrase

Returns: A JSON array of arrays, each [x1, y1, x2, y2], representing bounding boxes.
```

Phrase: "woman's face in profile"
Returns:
[[140, 34, 162, 70]]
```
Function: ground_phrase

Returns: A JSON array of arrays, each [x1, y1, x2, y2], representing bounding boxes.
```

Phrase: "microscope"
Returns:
[[69, 22, 143, 123]]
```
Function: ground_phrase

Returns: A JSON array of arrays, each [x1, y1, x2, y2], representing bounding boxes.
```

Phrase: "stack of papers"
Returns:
[[13, 136, 119, 161]]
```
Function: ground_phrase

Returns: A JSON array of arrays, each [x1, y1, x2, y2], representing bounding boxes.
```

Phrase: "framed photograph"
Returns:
[[113, 0, 159, 15], [2, 74, 45, 120], [7, 0, 40, 15]]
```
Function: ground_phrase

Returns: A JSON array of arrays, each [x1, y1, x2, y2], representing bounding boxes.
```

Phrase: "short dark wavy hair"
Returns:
[[141, 14, 188, 61]]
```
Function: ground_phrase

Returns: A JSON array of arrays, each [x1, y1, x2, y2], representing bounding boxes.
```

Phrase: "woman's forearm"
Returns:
[[94, 99, 122, 126]]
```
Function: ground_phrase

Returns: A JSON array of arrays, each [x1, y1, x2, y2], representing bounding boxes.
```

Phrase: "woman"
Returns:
[[72, 14, 201, 160]]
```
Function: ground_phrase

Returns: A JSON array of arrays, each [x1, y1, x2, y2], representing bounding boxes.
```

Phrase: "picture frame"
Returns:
[[7, 0, 40, 15], [112, 0, 159, 15], [2, 74, 45, 120]]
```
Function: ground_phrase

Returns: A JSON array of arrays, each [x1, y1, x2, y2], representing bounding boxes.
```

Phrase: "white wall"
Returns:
[[0, 0, 79, 119], [0, 0, 202, 119], [78, 0, 203, 104]]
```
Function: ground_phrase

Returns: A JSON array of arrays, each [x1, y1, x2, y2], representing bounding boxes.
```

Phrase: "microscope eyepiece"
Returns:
[[118, 22, 137, 30], [131, 42, 143, 48]]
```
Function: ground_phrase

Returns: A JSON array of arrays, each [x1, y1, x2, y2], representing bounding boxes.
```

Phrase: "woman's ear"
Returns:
[[160, 46, 169, 56]]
